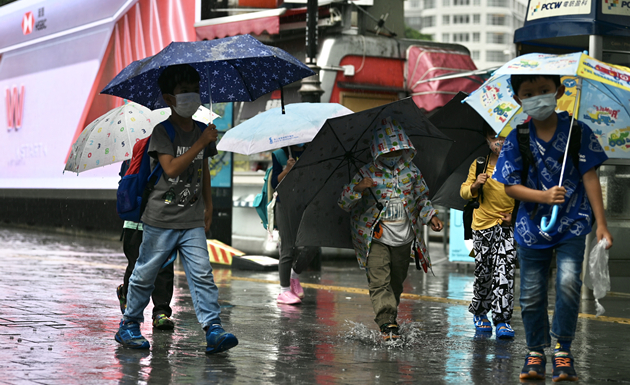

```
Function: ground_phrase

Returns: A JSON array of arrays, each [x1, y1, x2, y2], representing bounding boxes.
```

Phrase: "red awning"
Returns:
[[195, 8, 286, 40], [406, 45, 482, 112]]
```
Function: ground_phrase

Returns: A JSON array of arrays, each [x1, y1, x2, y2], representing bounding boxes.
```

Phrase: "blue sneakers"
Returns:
[[205, 324, 238, 354], [115, 320, 150, 349]]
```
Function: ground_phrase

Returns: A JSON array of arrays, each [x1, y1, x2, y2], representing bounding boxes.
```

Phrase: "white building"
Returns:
[[405, 0, 528, 70]]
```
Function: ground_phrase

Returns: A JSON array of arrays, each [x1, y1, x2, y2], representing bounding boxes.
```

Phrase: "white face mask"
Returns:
[[171, 92, 201, 118], [520, 92, 557, 121], [380, 155, 401, 169]]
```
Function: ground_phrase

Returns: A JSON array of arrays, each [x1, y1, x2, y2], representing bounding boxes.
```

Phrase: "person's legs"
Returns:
[[176, 227, 221, 328], [124, 225, 178, 323], [276, 201, 301, 303], [366, 241, 397, 327], [491, 225, 516, 324], [176, 227, 237, 354], [517, 244, 553, 380], [389, 242, 412, 306], [117, 225, 177, 349], [469, 228, 494, 320], [118, 227, 143, 315], [122, 228, 143, 296], [276, 201, 295, 288], [550, 235, 585, 343], [518, 244, 554, 350], [151, 261, 175, 318], [550, 236, 585, 382]]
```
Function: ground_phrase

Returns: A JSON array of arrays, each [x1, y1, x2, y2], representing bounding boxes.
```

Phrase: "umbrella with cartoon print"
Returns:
[[464, 52, 630, 230]]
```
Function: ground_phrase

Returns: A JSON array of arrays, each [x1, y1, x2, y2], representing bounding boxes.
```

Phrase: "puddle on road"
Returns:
[[340, 320, 426, 350]]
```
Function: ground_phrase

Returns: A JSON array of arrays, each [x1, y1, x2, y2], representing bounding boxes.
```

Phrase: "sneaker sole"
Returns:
[[206, 335, 239, 354], [115, 332, 150, 349], [552, 373, 578, 382], [277, 298, 301, 305], [519, 371, 545, 380]]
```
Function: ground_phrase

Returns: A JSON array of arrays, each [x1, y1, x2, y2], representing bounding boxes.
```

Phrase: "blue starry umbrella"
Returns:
[[100, 34, 314, 110]]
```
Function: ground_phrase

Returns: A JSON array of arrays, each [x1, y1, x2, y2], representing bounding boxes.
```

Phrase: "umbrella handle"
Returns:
[[541, 205, 559, 232]]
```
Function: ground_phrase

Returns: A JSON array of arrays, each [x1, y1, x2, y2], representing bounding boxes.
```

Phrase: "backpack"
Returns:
[[463, 155, 489, 240], [253, 149, 288, 230], [513, 120, 582, 221], [116, 119, 206, 222]]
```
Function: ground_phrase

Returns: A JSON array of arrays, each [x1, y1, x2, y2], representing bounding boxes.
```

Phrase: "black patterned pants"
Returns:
[[468, 224, 516, 325]]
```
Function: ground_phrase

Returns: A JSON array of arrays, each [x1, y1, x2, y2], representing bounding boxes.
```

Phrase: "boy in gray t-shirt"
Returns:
[[115, 64, 238, 354]]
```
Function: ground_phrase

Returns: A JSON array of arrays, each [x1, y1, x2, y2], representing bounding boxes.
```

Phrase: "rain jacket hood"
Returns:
[[338, 117, 437, 270], [371, 117, 416, 171]]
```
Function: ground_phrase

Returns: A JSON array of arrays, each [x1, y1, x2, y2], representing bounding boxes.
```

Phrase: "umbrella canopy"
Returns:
[[217, 103, 353, 155], [65, 103, 218, 174], [275, 98, 454, 249], [428, 92, 490, 211], [465, 52, 630, 230], [464, 52, 630, 161], [101, 34, 314, 109]]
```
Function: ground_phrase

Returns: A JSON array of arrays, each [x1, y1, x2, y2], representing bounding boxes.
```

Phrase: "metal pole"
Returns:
[[299, 0, 324, 103], [589, 35, 603, 60]]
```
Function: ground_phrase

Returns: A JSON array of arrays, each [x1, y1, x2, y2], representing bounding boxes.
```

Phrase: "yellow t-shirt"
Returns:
[[460, 160, 515, 231]]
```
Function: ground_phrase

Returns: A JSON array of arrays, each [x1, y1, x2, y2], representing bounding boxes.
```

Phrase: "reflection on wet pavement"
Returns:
[[1, 227, 629, 384]]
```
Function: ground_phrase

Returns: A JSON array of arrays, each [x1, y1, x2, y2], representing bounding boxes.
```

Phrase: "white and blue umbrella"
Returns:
[[217, 103, 353, 155]]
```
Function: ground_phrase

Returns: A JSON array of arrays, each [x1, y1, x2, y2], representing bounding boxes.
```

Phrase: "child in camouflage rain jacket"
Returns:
[[338, 117, 443, 340]]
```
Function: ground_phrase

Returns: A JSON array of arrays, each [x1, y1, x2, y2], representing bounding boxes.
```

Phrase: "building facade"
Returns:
[[405, 0, 527, 69]]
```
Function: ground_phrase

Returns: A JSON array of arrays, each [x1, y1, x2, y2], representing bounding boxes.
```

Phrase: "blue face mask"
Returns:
[[521, 92, 557, 121], [380, 155, 401, 169]]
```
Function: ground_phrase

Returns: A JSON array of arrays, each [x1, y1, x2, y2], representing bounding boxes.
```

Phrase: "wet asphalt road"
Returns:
[[0, 227, 629, 384]]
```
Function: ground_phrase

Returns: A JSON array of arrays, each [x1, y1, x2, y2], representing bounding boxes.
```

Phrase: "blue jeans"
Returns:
[[124, 224, 221, 328], [517, 235, 585, 350]]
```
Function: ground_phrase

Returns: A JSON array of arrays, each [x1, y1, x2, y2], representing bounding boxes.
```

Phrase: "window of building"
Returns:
[[410, 0, 421, 7], [487, 50, 508, 62], [424, 0, 436, 8], [442, 33, 450, 42], [421, 15, 436, 27], [443, 0, 450, 5], [487, 14, 506, 25], [473, 32, 480, 42], [453, 14, 470, 23], [486, 32, 507, 44], [453, 33, 470, 42], [453, 0, 470, 5], [473, 0, 481, 5], [487, 0, 507, 6], [472, 51, 480, 60], [443, 15, 450, 25], [472, 14, 481, 24], [405, 17, 422, 29]]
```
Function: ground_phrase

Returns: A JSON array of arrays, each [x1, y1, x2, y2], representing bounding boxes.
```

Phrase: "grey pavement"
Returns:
[[0, 226, 629, 384]]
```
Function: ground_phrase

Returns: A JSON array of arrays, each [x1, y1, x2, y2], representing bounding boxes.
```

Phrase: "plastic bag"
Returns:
[[266, 191, 278, 240], [584, 238, 610, 316]]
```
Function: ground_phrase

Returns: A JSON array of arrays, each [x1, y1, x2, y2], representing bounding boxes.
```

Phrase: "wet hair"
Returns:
[[157, 64, 200, 95], [510, 74, 561, 96]]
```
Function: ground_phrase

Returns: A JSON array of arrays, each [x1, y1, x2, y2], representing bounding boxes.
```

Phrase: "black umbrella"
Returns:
[[429, 92, 490, 211], [276, 98, 454, 249]]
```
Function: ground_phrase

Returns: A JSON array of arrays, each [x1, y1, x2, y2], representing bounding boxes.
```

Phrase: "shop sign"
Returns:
[[603, 0, 630, 16], [527, 0, 591, 21]]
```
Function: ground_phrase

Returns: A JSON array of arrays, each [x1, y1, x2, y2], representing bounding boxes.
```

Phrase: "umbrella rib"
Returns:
[[583, 79, 629, 115]]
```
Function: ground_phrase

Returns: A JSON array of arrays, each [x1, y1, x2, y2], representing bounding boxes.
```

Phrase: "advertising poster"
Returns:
[[208, 102, 233, 188]]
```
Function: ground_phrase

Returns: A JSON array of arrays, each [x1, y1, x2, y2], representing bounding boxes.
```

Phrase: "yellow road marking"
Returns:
[[11, 254, 630, 325]]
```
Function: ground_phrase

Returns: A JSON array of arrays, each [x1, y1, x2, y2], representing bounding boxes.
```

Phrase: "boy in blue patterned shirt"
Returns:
[[493, 74, 613, 382]]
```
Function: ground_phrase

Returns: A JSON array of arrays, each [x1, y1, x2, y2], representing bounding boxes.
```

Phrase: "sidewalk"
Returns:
[[0, 226, 628, 384]]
